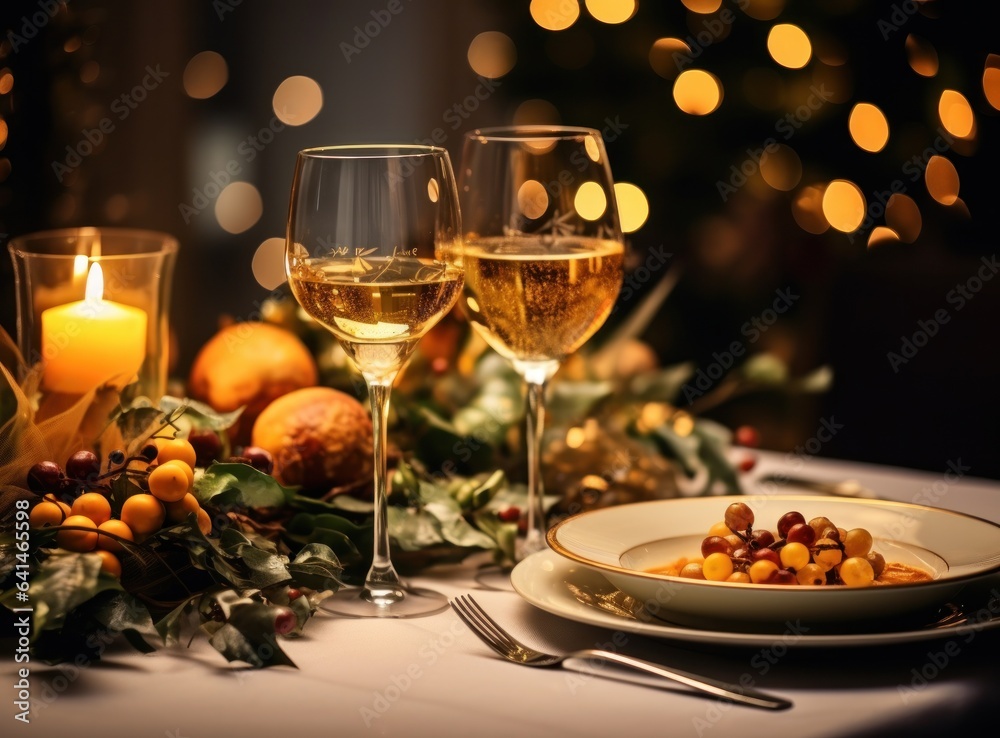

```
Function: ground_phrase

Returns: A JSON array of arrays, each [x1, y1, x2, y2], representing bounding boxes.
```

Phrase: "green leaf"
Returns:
[[160, 396, 244, 432], [741, 353, 789, 385], [628, 362, 696, 403], [287, 543, 343, 592], [692, 422, 742, 495], [88, 590, 160, 653], [155, 598, 197, 645], [206, 601, 296, 668], [195, 463, 295, 509], [422, 502, 495, 550], [546, 381, 614, 424], [650, 424, 702, 477]]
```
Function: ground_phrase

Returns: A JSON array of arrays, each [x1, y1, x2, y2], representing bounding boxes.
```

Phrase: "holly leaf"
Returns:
[[287, 543, 343, 592], [88, 590, 160, 653], [629, 362, 696, 403], [206, 601, 296, 668], [195, 463, 295, 509], [159, 396, 244, 432]]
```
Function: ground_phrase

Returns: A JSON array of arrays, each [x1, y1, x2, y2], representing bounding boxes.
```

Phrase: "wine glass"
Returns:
[[458, 126, 625, 559], [285, 145, 463, 617]]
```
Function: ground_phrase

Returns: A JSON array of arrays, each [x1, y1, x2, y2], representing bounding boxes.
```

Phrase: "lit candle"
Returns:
[[41, 262, 148, 394]]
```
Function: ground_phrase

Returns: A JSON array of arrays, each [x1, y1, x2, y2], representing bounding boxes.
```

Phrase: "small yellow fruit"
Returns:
[[29, 501, 67, 528], [155, 437, 198, 469], [57, 515, 98, 552], [749, 559, 779, 584], [96, 519, 134, 553], [165, 493, 201, 523], [148, 463, 190, 503], [43, 494, 72, 517], [94, 549, 122, 578], [196, 508, 213, 536], [160, 459, 195, 486], [71, 492, 112, 526], [120, 495, 166, 535]]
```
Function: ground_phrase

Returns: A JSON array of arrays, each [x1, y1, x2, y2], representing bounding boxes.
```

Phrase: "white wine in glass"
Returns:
[[286, 145, 463, 617], [459, 127, 625, 558]]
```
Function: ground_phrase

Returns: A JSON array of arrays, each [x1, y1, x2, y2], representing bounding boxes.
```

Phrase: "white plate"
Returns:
[[546, 495, 1000, 627], [511, 550, 1000, 648]]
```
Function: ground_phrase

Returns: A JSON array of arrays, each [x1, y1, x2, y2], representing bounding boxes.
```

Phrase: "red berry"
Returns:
[[241, 446, 274, 475], [498, 506, 520, 523], [734, 425, 760, 448], [287, 588, 303, 602], [27, 461, 64, 493], [767, 568, 797, 585], [751, 548, 781, 566], [66, 450, 100, 481], [188, 429, 222, 467], [777, 511, 806, 539], [737, 456, 757, 473], [273, 607, 297, 635]]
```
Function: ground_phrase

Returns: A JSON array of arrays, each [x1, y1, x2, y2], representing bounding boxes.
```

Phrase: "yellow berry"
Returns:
[[165, 493, 201, 523], [779, 542, 811, 571], [196, 508, 213, 536], [708, 521, 733, 537], [71, 492, 112, 526], [796, 563, 826, 586], [148, 463, 190, 503], [43, 494, 72, 516], [29, 501, 67, 528], [703, 552, 734, 581], [96, 519, 134, 553], [155, 437, 197, 468], [725, 571, 751, 584], [94, 549, 122, 578], [160, 459, 195, 486], [843, 528, 874, 558], [57, 515, 98, 552], [839, 557, 875, 587], [812, 538, 843, 572], [749, 560, 778, 584], [120, 494, 166, 535], [679, 562, 705, 579]]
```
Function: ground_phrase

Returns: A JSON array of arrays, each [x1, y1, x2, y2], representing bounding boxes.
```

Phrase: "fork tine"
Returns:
[[459, 595, 522, 652], [451, 597, 509, 656]]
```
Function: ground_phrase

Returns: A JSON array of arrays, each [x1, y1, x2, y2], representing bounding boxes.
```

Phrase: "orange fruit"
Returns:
[[43, 494, 72, 517], [71, 492, 112, 525], [188, 322, 318, 444], [160, 459, 195, 486], [120, 494, 166, 535], [94, 549, 122, 578], [30, 501, 67, 528], [251, 386, 373, 492], [154, 438, 198, 468], [96, 519, 134, 553], [57, 515, 98, 552], [148, 463, 190, 503], [196, 508, 213, 536], [165, 493, 201, 523]]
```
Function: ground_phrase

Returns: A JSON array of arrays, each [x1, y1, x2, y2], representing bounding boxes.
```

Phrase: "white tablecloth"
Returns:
[[5, 451, 1000, 737]]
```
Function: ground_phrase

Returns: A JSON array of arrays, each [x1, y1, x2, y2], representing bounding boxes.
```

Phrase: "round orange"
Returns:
[[96, 519, 134, 553], [148, 463, 190, 503], [71, 492, 112, 525], [30, 501, 67, 528], [94, 549, 122, 578], [196, 508, 213, 536], [120, 494, 166, 535], [165, 493, 201, 524], [155, 437, 197, 468], [57, 515, 98, 552]]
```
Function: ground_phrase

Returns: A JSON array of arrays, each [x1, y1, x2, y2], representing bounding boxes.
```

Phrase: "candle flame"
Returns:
[[85, 262, 105, 304]]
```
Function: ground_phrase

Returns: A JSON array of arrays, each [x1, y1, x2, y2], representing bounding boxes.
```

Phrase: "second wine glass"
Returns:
[[286, 145, 463, 617], [458, 126, 625, 558]]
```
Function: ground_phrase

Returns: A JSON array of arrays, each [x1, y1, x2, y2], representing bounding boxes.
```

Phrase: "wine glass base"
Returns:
[[319, 583, 449, 619]]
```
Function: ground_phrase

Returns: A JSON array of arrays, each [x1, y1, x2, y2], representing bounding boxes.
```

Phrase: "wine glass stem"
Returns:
[[523, 376, 550, 554], [363, 375, 404, 605]]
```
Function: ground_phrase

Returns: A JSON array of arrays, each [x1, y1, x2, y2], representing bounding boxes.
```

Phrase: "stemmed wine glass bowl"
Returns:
[[458, 126, 625, 559], [285, 145, 463, 617]]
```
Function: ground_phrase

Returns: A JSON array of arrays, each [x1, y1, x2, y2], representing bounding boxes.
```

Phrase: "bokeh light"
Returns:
[[741, 0, 785, 21], [821, 179, 865, 233], [273, 76, 323, 126], [585, 0, 637, 25], [79, 60, 100, 84], [759, 144, 802, 191], [513, 98, 560, 125], [183, 51, 228, 100], [574, 181, 608, 220], [867, 226, 900, 249], [673, 69, 723, 115], [792, 184, 829, 235], [681, 0, 722, 13], [767, 24, 812, 69], [103, 194, 129, 222], [924, 156, 960, 205], [215, 181, 263, 234], [848, 102, 889, 153], [984, 55, 1000, 111], [613, 182, 649, 233], [649, 38, 692, 80], [427, 178, 439, 203], [0, 69, 12, 95], [584, 136, 601, 162], [0, 119, 7, 150], [467, 31, 517, 78], [905, 34, 938, 77], [530, 0, 580, 31], [938, 90, 975, 139], [885, 194, 921, 243], [252, 237, 287, 290], [518, 180, 549, 219]]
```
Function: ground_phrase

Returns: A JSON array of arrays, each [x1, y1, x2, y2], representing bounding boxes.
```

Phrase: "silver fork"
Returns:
[[450, 595, 791, 710]]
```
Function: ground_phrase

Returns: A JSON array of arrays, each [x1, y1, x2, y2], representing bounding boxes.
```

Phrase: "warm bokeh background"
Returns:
[[1, 0, 998, 477]]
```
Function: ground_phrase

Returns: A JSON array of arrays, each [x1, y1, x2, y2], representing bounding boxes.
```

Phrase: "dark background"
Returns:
[[1, 0, 998, 478]]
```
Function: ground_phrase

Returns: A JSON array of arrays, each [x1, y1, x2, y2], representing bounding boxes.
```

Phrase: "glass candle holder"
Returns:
[[8, 227, 178, 401]]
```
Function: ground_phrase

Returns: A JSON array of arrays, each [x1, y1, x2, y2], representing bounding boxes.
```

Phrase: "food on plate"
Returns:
[[648, 501, 932, 586]]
